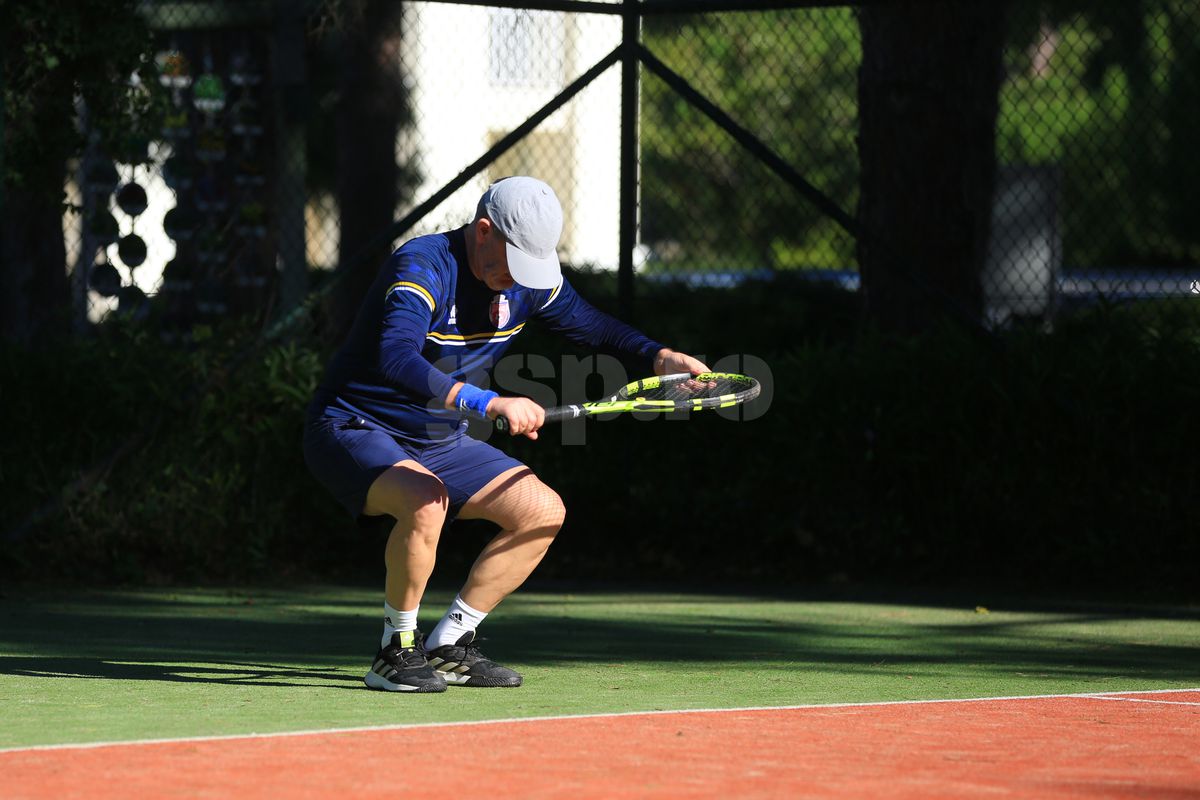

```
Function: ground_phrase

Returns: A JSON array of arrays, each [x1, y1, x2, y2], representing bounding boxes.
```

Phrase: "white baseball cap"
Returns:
[[480, 177, 563, 290]]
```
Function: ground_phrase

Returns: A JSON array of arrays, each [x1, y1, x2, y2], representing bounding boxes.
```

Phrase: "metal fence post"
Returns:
[[0, 61, 4, 247], [618, 0, 640, 322]]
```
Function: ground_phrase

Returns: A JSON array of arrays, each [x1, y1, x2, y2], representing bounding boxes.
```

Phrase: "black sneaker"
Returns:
[[425, 631, 523, 687], [364, 630, 446, 693]]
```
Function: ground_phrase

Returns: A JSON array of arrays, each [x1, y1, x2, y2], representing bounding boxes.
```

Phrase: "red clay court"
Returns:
[[4, 689, 1197, 799]]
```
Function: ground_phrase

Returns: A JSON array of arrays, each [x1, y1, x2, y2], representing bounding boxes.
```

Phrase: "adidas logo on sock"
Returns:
[[449, 612, 463, 624]]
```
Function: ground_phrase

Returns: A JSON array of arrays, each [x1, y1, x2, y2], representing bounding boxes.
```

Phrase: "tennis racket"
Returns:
[[494, 372, 760, 432]]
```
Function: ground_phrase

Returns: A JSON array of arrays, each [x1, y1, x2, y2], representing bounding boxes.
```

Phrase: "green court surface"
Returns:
[[1, 586, 1197, 749]]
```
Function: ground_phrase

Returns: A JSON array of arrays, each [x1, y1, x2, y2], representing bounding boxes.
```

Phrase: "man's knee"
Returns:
[[368, 467, 449, 526], [407, 474, 450, 529], [529, 484, 566, 533]]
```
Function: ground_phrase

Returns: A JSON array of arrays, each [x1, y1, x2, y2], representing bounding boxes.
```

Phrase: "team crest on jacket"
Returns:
[[489, 294, 510, 328]]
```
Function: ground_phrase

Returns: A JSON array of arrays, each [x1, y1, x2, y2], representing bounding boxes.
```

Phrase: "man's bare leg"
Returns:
[[364, 460, 450, 611], [361, 460, 450, 693], [423, 466, 565, 687]]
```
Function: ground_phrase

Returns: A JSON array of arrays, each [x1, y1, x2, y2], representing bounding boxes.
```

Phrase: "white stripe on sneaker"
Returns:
[[363, 670, 423, 692]]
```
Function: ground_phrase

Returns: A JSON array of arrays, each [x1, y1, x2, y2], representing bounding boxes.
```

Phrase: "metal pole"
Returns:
[[0, 60, 5, 241], [618, 0, 640, 322]]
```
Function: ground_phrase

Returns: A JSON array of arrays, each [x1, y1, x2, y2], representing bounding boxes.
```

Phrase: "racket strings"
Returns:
[[633, 376, 745, 403]]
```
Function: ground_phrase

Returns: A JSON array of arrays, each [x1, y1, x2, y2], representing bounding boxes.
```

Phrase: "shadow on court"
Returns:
[[1, 586, 1199, 690], [0, 655, 359, 689]]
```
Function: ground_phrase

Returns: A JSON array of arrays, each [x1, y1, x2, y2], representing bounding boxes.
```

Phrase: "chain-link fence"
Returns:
[[66, 0, 1199, 332], [989, 2, 1200, 322]]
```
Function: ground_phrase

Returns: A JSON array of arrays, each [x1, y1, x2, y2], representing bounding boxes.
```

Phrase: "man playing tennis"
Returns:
[[303, 176, 708, 692]]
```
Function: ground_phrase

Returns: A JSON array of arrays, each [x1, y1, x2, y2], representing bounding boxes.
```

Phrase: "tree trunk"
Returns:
[[1, 37, 73, 345], [0, 184, 71, 343], [331, 0, 407, 338], [857, 1, 1006, 334]]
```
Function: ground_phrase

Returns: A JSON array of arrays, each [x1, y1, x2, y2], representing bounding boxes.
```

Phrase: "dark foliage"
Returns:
[[3, 282, 1197, 600]]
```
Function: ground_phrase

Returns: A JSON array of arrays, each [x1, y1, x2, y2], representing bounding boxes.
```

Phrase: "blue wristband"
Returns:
[[455, 383, 499, 419]]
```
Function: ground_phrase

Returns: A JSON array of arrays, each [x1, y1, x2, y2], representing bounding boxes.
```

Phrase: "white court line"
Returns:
[[1, 687, 1196, 756], [1081, 696, 1200, 707]]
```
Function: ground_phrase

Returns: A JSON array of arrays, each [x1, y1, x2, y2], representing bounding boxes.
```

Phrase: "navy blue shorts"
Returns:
[[302, 413, 525, 521]]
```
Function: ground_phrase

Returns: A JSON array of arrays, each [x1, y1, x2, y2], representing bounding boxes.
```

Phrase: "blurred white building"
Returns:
[[395, 5, 624, 269]]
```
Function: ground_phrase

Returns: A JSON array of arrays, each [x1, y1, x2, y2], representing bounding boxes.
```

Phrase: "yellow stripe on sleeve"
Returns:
[[385, 281, 436, 313], [539, 280, 564, 312], [426, 323, 526, 344]]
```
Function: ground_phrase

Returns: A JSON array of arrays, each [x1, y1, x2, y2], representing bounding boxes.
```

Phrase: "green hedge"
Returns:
[[0, 324, 346, 583], [506, 291, 1200, 598], [3, 286, 1197, 598]]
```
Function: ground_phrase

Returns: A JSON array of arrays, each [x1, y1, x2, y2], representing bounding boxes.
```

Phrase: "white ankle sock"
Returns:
[[382, 601, 420, 648], [427, 595, 487, 648]]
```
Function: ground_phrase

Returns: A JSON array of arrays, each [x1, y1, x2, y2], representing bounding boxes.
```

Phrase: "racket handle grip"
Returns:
[[495, 405, 581, 432], [544, 406, 581, 425]]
